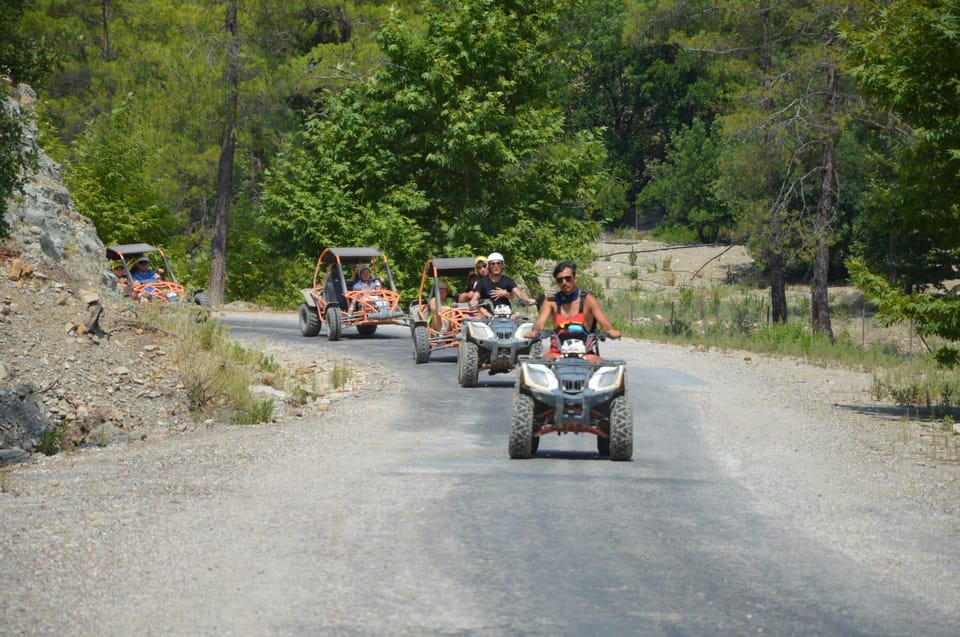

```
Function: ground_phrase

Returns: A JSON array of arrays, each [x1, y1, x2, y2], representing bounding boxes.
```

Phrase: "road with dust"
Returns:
[[2, 312, 958, 636]]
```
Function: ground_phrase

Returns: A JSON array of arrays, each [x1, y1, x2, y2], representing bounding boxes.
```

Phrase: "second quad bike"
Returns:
[[409, 256, 485, 364], [456, 300, 538, 387], [105, 243, 211, 308], [509, 330, 633, 461], [299, 247, 409, 341]]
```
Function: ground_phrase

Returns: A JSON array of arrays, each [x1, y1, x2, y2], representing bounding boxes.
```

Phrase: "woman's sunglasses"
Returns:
[[555, 275, 574, 284], [477, 262, 487, 268]]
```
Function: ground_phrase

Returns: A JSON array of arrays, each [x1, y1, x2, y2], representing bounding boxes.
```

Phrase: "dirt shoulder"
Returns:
[[624, 339, 960, 616]]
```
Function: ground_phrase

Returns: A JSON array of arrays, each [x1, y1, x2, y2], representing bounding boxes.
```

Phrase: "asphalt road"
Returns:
[[215, 313, 958, 636]]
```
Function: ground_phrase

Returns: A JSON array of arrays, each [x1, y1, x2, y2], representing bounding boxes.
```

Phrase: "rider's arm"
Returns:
[[526, 301, 554, 338], [586, 294, 620, 338], [510, 286, 534, 304]]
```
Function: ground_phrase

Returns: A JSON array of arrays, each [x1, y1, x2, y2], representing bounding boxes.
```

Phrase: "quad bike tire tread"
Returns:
[[458, 341, 479, 387], [609, 396, 634, 461], [509, 394, 535, 459]]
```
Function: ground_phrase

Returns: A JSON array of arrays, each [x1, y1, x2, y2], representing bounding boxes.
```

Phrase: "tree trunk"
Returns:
[[100, 1, 112, 60], [209, 0, 239, 306], [811, 63, 839, 340], [759, 0, 788, 324], [769, 252, 788, 324]]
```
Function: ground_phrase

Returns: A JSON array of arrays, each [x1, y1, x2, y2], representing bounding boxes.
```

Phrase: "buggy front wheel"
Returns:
[[412, 325, 430, 364], [326, 306, 342, 341], [299, 303, 322, 337]]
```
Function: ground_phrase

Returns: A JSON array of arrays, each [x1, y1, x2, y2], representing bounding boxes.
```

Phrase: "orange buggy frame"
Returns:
[[410, 256, 485, 363], [105, 243, 211, 307], [299, 247, 409, 341]]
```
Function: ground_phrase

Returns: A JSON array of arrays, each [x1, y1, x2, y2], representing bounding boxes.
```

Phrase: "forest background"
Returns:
[[2, 0, 959, 349]]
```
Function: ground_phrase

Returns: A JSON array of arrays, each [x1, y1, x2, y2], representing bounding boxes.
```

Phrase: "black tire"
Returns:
[[457, 341, 479, 387], [609, 396, 634, 461], [509, 394, 535, 459], [326, 306, 342, 341], [193, 291, 212, 308], [597, 432, 610, 456], [412, 325, 430, 364], [299, 303, 322, 337], [357, 324, 378, 337]]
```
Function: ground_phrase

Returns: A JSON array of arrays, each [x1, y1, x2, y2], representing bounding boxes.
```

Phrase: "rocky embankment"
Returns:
[[0, 84, 195, 461]]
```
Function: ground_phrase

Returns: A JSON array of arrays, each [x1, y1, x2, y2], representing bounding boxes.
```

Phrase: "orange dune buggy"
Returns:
[[410, 257, 485, 364], [105, 243, 211, 307], [299, 247, 409, 341]]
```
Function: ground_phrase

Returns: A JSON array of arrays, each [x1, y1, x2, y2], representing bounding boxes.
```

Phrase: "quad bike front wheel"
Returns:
[[509, 394, 535, 459], [609, 396, 634, 461], [457, 341, 479, 387], [299, 303, 322, 337], [326, 306, 342, 341], [412, 325, 430, 364]]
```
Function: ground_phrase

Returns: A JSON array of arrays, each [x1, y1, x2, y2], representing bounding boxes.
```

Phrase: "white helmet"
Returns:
[[487, 252, 505, 265]]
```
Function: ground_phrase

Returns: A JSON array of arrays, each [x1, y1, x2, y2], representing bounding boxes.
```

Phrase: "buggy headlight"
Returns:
[[514, 322, 534, 340], [588, 366, 623, 391], [466, 321, 494, 340], [522, 363, 558, 391]]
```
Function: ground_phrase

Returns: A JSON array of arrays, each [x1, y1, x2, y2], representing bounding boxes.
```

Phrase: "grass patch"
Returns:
[[610, 283, 960, 420], [143, 306, 274, 424]]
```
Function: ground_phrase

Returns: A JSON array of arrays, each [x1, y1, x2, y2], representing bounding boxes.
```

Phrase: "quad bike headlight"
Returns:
[[522, 363, 558, 392], [588, 365, 623, 391], [466, 321, 494, 340], [514, 322, 534, 340]]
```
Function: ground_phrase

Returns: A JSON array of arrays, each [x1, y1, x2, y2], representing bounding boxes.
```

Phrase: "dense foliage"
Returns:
[[0, 0, 955, 344], [1, 0, 57, 237]]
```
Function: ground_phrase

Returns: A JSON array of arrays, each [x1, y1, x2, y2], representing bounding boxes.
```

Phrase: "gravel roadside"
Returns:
[[2, 332, 959, 632]]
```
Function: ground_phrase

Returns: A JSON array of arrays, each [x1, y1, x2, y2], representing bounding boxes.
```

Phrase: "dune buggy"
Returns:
[[299, 247, 408, 341], [105, 243, 211, 307], [409, 257, 485, 364], [509, 330, 633, 461], [456, 299, 538, 387]]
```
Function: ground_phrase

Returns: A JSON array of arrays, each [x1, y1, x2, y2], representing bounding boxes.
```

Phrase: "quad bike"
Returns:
[[105, 243, 212, 308], [509, 330, 633, 461], [456, 300, 539, 387], [409, 256, 485, 364], [299, 247, 409, 341]]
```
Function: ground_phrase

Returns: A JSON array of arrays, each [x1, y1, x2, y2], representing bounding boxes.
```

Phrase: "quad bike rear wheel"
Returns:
[[609, 396, 634, 461], [299, 303, 322, 337], [412, 325, 430, 364], [326, 306, 342, 341], [509, 394, 535, 459], [457, 341, 479, 387]]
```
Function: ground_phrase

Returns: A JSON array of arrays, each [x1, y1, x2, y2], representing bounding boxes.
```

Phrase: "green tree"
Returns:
[[1, 0, 58, 236], [675, 0, 868, 338], [63, 97, 181, 245], [638, 119, 731, 243], [260, 0, 616, 295], [841, 0, 960, 339], [842, 0, 960, 289]]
